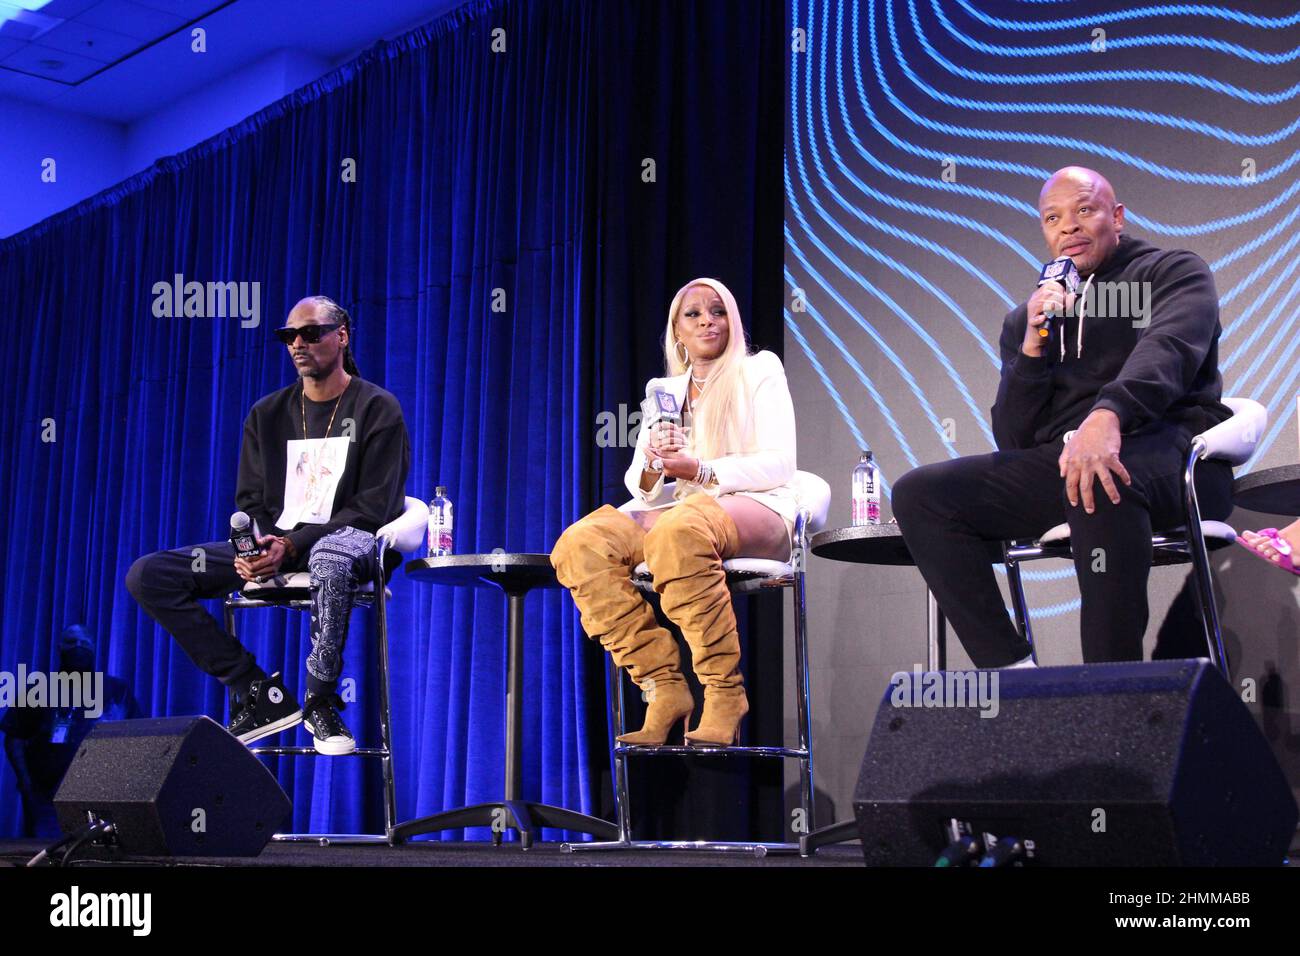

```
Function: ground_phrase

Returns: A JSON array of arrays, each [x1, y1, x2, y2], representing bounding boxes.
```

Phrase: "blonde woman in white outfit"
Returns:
[[551, 278, 800, 747]]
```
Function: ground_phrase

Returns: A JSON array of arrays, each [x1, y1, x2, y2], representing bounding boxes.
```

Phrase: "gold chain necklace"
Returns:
[[301, 378, 347, 440]]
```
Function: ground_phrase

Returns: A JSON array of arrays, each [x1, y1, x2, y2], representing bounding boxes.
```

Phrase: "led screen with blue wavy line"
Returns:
[[784, 0, 1300, 627]]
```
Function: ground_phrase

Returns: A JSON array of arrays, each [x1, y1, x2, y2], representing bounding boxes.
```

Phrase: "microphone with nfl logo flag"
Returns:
[[230, 511, 262, 559], [643, 386, 681, 472], [1036, 255, 1081, 355]]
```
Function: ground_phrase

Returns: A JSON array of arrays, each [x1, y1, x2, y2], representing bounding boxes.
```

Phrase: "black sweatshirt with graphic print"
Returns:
[[235, 376, 410, 557], [991, 234, 1232, 451]]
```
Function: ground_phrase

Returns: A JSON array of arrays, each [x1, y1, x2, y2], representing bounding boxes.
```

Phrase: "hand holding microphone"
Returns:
[[642, 385, 688, 473], [644, 422, 696, 480], [233, 535, 289, 582], [649, 419, 688, 455], [1022, 285, 1067, 357], [1022, 256, 1080, 358], [230, 511, 288, 582], [639, 385, 706, 485]]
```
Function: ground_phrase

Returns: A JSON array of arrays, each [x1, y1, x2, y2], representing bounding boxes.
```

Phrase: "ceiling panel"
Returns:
[[25, 18, 138, 63], [73, 0, 187, 40], [130, 0, 225, 17], [1, 36, 102, 81], [0, 0, 466, 120], [41, 0, 104, 17], [0, 58, 66, 99], [0, 6, 63, 41]]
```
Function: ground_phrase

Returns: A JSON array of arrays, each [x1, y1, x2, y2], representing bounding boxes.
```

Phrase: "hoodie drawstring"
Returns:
[[1065, 272, 1096, 362]]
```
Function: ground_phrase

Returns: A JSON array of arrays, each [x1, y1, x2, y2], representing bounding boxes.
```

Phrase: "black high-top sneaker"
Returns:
[[302, 693, 356, 755], [226, 672, 303, 744]]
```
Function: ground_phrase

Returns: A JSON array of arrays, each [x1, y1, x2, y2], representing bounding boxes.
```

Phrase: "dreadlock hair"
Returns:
[[304, 295, 360, 376]]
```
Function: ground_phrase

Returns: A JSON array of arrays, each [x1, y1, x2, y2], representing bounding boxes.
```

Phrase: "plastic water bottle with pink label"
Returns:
[[851, 451, 880, 526], [427, 486, 454, 557]]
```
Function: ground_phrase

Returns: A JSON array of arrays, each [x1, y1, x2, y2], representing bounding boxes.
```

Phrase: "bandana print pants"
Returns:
[[306, 526, 382, 682]]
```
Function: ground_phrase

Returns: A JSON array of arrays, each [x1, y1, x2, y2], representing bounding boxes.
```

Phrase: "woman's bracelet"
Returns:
[[693, 460, 716, 487]]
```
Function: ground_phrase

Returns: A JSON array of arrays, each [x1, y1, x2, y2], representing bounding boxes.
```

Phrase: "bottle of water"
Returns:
[[428, 486, 453, 557], [851, 451, 880, 526]]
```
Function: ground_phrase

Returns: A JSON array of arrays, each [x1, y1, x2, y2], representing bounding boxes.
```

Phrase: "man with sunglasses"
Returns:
[[127, 296, 410, 754]]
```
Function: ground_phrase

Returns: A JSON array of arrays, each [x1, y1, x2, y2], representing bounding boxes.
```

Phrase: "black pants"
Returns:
[[891, 423, 1234, 667], [125, 529, 385, 690]]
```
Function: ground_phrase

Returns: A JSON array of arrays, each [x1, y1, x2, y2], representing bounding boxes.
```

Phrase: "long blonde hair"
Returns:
[[662, 278, 751, 460]]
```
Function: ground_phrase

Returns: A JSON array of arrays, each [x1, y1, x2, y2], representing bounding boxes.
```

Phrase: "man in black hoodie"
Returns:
[[893, 167, 1233, 667], [126, 297, 411, 753]]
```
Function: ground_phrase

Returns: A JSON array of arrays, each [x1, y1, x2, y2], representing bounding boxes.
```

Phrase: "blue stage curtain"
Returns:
[[0, 0, 781, 841]]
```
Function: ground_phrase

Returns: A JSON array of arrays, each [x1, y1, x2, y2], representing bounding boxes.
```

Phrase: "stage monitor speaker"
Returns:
[[54, 715, 291, 857], [853, 660, 1298, 866]]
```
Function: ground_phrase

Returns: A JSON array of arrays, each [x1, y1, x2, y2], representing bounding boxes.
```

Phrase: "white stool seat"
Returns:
[[632, 558, 794, 578], [239, 571, 386, 598], [241, 571, 375, 592], [632, 558, 796, 594], [722, 557, 796, 576], [1035, 520, 1237, 546]]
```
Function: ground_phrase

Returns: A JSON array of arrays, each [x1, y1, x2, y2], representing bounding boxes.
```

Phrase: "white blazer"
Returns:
[[620, 349, 806, 531]]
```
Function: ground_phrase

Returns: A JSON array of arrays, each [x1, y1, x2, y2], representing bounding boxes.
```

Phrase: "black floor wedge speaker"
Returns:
[[853, 660, 1298, 866], [54, 715, 291, 857]]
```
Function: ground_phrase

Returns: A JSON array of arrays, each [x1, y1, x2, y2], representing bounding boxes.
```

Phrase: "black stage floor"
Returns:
[[6, 834, 1297, 868], [0, 838, 865, 868]]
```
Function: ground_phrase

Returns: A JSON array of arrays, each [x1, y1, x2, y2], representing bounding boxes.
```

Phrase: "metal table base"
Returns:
[[396, 556, 618, 848]]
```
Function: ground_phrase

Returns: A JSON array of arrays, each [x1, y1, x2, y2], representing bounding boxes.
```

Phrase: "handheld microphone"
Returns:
[[644, 387, 681, 472], [648, 385, 681, 425], [230, 511, 262, 559], [1036, 255, 1080, 340]]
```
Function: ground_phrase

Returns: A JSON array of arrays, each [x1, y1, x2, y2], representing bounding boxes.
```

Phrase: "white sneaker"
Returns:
[[302, 693, 356, 755]]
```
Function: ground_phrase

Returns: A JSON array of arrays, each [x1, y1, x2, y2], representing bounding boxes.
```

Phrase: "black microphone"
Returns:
[[1036, 255, 1081, 346], [230, 511, 262, 559]]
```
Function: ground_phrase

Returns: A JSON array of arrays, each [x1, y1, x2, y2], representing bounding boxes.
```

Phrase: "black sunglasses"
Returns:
[[274, 323, 341, 345]]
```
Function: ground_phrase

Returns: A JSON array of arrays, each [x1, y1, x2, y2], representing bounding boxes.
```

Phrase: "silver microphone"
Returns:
[[644, 386, 681, 471]]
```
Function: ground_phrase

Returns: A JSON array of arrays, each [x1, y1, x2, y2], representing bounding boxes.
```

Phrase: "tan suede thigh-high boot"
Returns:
[[642, 494, 747, 746], [551, 505, 694, 745]]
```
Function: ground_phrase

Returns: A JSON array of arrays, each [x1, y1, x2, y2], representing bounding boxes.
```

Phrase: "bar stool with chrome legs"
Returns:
[[563, 472, 831, 857], [222, 496, 429, 844], [1002, 397, 1266, 676]]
